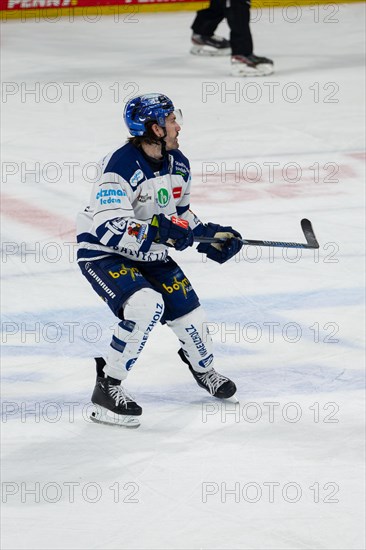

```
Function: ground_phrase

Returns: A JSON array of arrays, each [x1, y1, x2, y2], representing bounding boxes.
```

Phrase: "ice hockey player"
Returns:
[[190, 0, 274, 76], [76, 93, 243, 427]]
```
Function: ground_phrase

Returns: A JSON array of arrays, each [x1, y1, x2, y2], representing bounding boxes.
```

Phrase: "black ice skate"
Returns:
[[191, 33, 231, 56], [90, 357, 142, 428], [231, 54, 274, 77], [178, 349, 237, 399]]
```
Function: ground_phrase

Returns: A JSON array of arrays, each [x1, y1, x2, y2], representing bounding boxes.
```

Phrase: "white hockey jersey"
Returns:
[[76, 142, 201, 263]]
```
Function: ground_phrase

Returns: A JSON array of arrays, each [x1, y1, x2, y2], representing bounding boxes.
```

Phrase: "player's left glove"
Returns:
[[152, 214, 194, 251], [195, 223, 243, 264]]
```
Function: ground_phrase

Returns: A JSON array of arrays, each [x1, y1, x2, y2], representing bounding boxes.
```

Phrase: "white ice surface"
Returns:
[[1, 5, 365, 550]]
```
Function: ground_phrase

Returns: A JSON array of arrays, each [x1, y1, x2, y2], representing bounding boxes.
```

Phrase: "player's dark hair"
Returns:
[[127, 120, 161, 147]]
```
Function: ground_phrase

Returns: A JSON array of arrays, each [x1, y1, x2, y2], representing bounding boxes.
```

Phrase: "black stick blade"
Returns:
[[301, 219, 319, 249]]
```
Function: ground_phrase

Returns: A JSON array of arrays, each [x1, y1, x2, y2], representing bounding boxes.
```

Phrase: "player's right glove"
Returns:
[[195, 223, 243, 264], [152, 214, 194, 251]]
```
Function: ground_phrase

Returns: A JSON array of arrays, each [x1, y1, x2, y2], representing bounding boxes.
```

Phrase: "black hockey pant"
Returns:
[[191, 0, 253, 56]]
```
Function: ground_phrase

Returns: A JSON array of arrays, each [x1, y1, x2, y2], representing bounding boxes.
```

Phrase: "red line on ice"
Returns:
[[1, 194, 75, 239]]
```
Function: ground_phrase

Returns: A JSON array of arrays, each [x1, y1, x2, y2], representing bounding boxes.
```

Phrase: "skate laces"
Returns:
[[198, 369, 228, 395], [108, 384, 134, 406]]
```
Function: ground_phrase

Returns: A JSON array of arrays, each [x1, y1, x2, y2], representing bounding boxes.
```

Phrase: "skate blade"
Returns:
[[225, 395, 239, 404], [231, 64, 274, 77], [90, 407, 141, 429], [190, 45, 231, 57], [213, 394, 239, 404]]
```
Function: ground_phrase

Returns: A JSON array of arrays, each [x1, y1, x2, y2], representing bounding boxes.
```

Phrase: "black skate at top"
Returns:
[[192, 33, 230, 50], [178, 349, 237, 399], [92, 358, 142, 416]]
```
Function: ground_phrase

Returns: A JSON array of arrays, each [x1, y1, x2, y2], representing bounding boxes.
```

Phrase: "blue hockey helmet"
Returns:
[[124, 93, 179, 136]]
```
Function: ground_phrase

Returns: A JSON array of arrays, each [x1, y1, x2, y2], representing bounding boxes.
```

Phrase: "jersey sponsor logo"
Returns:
[[105, 218, 127, 235], [130, 169, 144, 188], [108, 263, 142, 281], [119, 247, 169, 263], [85, 263, 116, 299], [172, 186, 182, 199], [137, 303, 164, 355], [156, 188, 170, 207], [96, 188, 126, 205], [185, 324, 209, 358], [100, 198, 121, 205], [137, 192, 152, 203], [127, 221, 148, 243], [162, 275, 192, 298], [174, 160, 188, 175]]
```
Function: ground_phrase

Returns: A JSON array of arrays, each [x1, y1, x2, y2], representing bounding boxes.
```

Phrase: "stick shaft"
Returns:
[[194, 219, 319, 249], [194, 236, 316, 249]]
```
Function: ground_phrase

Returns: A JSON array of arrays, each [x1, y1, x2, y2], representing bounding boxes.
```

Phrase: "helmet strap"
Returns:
[[159, 127, 167, 157]]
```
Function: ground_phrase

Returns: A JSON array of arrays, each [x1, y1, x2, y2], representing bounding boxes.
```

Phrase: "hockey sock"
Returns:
[[167, 306, 214, 373], [104, 287, 164, 380]]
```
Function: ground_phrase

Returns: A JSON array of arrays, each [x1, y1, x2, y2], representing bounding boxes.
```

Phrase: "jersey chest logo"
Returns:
[[130, 169, 144, 188], [156, 187, 170, 207]]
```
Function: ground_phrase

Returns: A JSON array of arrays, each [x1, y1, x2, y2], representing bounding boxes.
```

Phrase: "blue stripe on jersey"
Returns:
[[177, 204, 189, 215], [77, 232, 100, 245], [77, 248, 110, 261]]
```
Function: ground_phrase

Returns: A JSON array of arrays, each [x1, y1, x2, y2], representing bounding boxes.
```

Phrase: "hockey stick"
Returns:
[[194, 218, 319, 249]]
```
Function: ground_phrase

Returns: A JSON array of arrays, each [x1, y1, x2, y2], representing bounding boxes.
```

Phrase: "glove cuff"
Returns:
[[139, 218, 159, 252]]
